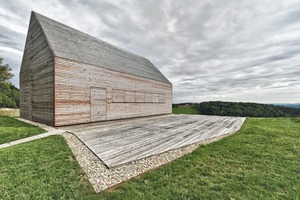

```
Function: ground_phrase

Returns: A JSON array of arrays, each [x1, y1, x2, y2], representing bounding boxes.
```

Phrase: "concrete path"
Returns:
[[0, 118, 65, 149], [0, 129, 65, 149]]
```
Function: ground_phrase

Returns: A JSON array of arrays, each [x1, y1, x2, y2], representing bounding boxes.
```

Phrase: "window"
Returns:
[[113, 89, 165, 103], [112, 89, 125, 102], [144, 93, 152, 103], [159, 94, 166, 103], [125, 91, 135, 102], [153, 93, 160, 103], [136, 92, 145, 103]]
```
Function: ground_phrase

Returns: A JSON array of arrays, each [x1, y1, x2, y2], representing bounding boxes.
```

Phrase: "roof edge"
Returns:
[[31, 11, 56, 57], [31, 11, 171, 84], [54, 55, 172, 85], [145, 58, 172, 84], [32, 11, 149, 61]]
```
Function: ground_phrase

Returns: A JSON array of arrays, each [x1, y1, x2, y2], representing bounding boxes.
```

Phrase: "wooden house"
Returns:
[[20, 12, 172, 126]]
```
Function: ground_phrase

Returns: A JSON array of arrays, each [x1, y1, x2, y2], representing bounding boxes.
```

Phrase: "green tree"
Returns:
[[0, 58, 19, 108], [0, 57, 13, 83]]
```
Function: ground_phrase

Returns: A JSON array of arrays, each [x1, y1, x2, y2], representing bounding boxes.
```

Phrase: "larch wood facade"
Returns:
[[20, 12, 172, 126], [20, 13, 55, 125]]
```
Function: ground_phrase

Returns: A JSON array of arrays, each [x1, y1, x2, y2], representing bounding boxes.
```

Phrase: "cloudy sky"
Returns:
[[1, 0, 300, 103]]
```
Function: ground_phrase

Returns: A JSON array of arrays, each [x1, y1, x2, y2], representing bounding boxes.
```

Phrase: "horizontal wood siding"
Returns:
[[91, 87, 107, 122], [125, 91, 135, 102], [20, 14, 54, 126], [54, 57, 172, 126], [136, 92, 145, 103], [145, 93, 152, 103], [112, 90, 125, 103]]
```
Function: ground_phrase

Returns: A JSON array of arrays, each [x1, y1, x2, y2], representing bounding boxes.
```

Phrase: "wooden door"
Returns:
[[90, 87, 107, 122]]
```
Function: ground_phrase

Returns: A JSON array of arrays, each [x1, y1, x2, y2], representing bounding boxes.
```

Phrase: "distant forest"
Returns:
[[274, 103, 300, 109], [173, 101, 300, 117]]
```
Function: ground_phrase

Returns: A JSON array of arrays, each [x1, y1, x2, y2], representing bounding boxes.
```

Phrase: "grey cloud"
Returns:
[[0, 25, 25, 51], [0, 0, 299, 103]]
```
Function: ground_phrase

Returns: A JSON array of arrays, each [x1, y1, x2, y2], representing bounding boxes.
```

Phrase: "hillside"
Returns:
[[1, 117, 299, 199], [173, 101, 300, 117], [274, 103, 300, 109]]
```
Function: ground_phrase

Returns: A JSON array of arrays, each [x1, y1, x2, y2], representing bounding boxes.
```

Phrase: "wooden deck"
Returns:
[[62, 114, 245, 168]]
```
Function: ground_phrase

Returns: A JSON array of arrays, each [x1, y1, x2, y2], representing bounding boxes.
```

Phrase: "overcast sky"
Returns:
[[1, 0, 300, 103]]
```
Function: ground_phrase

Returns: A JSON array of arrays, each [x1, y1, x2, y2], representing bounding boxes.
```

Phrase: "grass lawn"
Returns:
[[0, 118, 300, 199], [0, 136, 94, 199], [172, 106, 199, 114], [0, 116, 46, 144]]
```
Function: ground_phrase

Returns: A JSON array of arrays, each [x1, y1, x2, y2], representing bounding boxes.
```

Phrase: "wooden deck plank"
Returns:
[[62, 115, 245, 168], [102, 117, 244, 166]]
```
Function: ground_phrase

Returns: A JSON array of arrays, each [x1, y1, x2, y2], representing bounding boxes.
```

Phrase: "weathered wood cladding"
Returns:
[[112, 89, 165, 103], [54, 57, 172, 126], [91, 87, 107, 122], [62, 115, 246, 168], [34, 12, 170, 84], [20, 12, 172, 126], [20, 13, 54, 125]]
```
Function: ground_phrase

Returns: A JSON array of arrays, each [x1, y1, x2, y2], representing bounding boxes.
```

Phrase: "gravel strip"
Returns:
[[62, 131, 236, 193]]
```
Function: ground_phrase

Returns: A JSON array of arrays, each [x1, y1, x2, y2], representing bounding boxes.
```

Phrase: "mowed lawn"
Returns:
[[0, 118, 299, 199], [172, 106, 199, 114], [0, 116, 45, 144]]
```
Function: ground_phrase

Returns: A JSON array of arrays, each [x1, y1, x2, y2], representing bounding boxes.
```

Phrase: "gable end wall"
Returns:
[[20, 13, 55, 126]]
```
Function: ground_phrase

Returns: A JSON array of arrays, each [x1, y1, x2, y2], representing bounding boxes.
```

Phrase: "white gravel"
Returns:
[[15, 117, 240, 192], [62, 131, 235, 193]]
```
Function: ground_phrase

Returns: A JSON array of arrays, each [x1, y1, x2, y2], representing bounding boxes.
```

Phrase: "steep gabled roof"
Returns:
[[33, 12, 171, 84]]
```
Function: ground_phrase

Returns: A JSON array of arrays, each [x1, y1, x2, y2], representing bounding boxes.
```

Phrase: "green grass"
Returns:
[[0, 136, 94, 199], [0, 116, 46, 144], [1, 118, 300, 199], [172, 107, 199, 114]]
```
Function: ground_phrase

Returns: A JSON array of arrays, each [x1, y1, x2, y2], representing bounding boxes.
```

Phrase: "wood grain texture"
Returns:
[[20, 13, 54, 126], [34, 12, 171, 84], [62, 114, 246, 168], [91, 87, 107, 122], [20, 12, 172, 127], [54, 57, 172, 126]]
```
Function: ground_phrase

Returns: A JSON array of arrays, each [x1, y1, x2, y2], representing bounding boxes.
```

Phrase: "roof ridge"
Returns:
[[33, 11, 150, 62], [32, 11, 56, 57], [32, 11, 171, 84]]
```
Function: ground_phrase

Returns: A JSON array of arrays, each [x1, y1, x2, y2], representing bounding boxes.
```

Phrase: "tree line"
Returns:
[[173, 101, 300, 117], [0, 58, 19, 108]]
